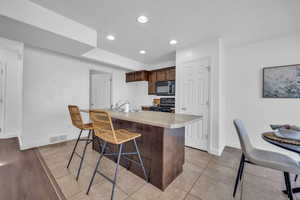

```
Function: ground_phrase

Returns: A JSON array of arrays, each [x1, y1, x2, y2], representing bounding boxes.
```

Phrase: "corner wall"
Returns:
[[224, 34, 300, 156], [21, 46, 131, 149], [176, 39, 224, 155]]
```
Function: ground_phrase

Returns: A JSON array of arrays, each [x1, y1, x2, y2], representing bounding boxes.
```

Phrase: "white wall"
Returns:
[[0, 38, 23, 139], [224, 34, 300, 155], [176, 39, 224, 155], [21, 46, 131, 149], [0, 0, 97, 47]]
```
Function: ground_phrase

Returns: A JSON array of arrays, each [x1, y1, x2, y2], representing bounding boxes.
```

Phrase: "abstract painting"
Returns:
[[263, 65, 300, 98]]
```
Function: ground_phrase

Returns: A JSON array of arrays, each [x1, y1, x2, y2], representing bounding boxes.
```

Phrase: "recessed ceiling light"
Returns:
[[106, 35, 115, 41], [137, 15, 149, 23], [169, 40, 178, 45], [139, 50, 146, 54]]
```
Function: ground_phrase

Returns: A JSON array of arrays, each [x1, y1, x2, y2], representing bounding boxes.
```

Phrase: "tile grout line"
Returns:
[[182, 155, 213, 200]]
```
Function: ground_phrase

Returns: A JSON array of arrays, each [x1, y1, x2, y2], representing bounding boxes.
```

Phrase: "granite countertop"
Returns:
[[81, 109, 202, 129]]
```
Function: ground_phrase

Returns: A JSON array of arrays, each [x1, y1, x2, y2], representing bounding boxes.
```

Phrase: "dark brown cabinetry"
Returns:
[[126, 70, 148, 82], [125, 67, 175, 95], [126, 72, 135, 82], [166, 67, 176, 81], [149, 67, 175, 94], [156, 69, 167, 81], [148, 71, 157, 94], [156, 67, 176, 82]]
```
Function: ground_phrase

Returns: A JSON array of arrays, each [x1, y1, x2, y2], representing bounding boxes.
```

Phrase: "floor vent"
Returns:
[[49, 135, 67, 143]]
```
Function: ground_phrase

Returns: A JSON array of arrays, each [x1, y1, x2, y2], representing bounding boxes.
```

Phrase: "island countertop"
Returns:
[[81, 109, 201, 129]]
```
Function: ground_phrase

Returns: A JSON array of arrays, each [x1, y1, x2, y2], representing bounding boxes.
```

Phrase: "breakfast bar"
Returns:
[[81, 109, 201, 190]]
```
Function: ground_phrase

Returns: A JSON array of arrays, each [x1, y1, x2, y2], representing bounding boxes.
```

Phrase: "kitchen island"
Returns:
[[81, 109, 201, 190]]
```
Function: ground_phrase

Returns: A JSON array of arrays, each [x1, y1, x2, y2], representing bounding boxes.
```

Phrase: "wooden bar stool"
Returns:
[[67, 105, 96, 181], [86, 110, 148, 200]]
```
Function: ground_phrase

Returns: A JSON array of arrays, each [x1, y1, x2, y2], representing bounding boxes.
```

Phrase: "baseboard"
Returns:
[[19, 131, 88, 150], [209, 145, 225, 156], [0, 131, 19, 139]]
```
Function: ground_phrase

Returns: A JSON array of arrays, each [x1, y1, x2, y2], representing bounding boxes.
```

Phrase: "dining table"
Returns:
[[262, 132, 300, 194]]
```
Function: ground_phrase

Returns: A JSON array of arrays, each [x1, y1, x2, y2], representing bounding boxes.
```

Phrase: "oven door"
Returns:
[[156, 81, 171, 96]]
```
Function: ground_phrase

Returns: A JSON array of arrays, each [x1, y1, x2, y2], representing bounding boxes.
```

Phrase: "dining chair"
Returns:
[[233, 119, 300, 200], [67, 105, 96, 181], [86, 110, 148, 200]]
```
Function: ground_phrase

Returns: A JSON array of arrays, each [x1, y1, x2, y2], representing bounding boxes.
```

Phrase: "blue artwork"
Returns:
[[263, 65, 300, 98]]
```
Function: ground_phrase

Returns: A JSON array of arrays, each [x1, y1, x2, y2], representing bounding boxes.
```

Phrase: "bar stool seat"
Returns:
[[79, 123, 94, 130], [95, 129, 141, 144], [86, 110, 148, 200]]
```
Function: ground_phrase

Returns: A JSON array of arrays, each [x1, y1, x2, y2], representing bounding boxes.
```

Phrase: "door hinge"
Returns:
[[0, 69, 3, 75], [0, 128, 2, 132], [206, 66, 211, 72]]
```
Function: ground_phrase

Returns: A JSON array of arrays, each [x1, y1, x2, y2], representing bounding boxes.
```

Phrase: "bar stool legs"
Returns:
[[86, 139, 148, 200], [67, 129, 83, 169], [133, 139, 148, 181], [67, 129, 94, 181], [87, 141, 107, 195], [76, 130, 92, 180], [111, 144, 123, 200]]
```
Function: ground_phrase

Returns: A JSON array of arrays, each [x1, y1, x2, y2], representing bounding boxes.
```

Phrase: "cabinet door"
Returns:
[[156, 70, 167, 81], [134, 71, 142, 81], [167, 67, 176, 80], [148, 83, 156, 94], [148, 71, 156, 94], [148, 71, 156, 83], [126, 72, 135, 82]]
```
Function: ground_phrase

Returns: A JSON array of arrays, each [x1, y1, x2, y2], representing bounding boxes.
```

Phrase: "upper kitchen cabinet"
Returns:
[[156, 67, 176, 82], [166, 67, 176, 80], [125, 66, 175, 94], [126, 70, 148, 82], [156, 69, 167, 81], [148, 71, 157, 94]]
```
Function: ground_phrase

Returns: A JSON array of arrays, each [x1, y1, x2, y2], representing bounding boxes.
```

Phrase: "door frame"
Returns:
[[176, 57, 211, 151], [89, 70, 112, 109], [0, 61, 6, 135]]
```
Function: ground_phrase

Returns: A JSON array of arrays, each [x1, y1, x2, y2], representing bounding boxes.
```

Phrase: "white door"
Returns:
[[177, 60, 210, 151], [0, 61, 5, 134], [90, 74, 112, 109]]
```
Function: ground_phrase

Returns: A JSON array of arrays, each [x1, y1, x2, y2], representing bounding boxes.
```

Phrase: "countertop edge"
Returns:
[[80, 109, 202, 129]]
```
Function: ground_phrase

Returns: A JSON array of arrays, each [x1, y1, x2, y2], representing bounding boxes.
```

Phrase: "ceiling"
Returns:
[[30, 0, 300, 65]]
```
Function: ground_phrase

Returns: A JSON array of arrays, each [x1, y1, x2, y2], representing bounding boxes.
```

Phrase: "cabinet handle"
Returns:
[[181, 107, 187, 111]]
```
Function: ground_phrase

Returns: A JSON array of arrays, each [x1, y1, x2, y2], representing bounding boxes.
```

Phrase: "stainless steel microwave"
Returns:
[[156, 81, 175, 96]]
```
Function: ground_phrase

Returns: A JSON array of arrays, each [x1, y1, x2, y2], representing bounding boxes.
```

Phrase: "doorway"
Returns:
[[177, 58, 211, 151], [90, 70, 112, 109]]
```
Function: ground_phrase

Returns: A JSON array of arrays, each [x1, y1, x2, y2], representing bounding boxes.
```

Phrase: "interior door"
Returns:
[[178, 60, 210, 151], [90, 74, 112, 109]]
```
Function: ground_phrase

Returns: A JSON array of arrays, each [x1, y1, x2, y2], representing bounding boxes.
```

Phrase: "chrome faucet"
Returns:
[[115, 100, 130, 112]]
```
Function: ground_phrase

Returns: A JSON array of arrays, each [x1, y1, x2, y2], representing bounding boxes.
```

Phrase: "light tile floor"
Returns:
[[38, 140, 295, 200]]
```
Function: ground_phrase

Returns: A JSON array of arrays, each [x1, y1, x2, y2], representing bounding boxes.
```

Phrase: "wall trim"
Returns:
[[19, 131, 89, 150], [0, 131, 19, 139], [209, 145, 225, 156]]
